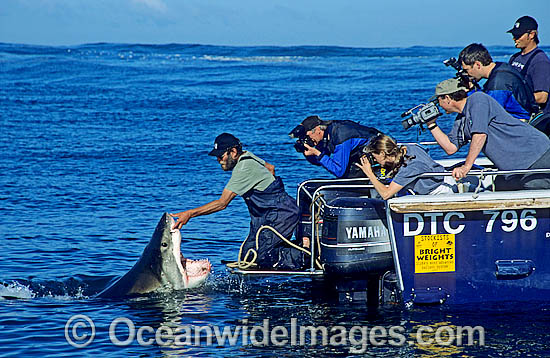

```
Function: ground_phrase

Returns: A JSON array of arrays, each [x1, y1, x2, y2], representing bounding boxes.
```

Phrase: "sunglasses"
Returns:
[[513, 31, 533, 40]]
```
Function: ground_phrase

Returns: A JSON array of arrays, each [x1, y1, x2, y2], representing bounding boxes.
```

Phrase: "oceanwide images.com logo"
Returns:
[[65, 315, 485, 353]]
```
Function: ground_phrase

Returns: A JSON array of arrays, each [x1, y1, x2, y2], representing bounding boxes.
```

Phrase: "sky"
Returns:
[[0, 0, 549, 47]]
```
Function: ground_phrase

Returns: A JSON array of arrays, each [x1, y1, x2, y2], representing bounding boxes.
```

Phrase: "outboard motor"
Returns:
[[296, 180, 374, 245], [321, 197, 393, 275], [320, 197, 394, 304]]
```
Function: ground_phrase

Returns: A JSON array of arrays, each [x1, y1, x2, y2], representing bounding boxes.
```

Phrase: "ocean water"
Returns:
[[1, 43, 550, 357]]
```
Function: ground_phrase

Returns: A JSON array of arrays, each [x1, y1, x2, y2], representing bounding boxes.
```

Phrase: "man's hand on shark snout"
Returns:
[[170, 211, 191, 230]]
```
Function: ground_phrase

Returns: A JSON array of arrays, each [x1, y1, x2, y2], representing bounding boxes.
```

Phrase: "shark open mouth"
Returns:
[[180, 254, 211, 277]]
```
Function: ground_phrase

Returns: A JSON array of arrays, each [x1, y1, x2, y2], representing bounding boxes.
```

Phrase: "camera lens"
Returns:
[[294, 140, 306, 153]]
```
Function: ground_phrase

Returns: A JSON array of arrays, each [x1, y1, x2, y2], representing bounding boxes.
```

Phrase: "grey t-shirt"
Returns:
[[448, 91, 550, 170], [392, 144, 446, 195], [225, 151, 275, 195]]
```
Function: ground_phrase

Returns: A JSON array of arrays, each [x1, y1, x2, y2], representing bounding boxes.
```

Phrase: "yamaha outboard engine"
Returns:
[[321, 197, 393, 304], [296, 180, 374, 244], [295, 179, 394, 304]]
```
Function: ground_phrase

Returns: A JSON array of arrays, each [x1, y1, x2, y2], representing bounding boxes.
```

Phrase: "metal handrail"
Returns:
[[307, 183, 375, 271], [297, 177, 372, 205], [296, 165, 550, 271], [415, 168, 550, 177]]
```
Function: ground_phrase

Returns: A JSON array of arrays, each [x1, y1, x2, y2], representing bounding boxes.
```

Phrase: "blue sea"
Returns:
[[2, 43, 550, 357]]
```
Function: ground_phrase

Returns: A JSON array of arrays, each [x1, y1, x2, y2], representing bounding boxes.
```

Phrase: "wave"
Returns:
[[2, 42, 537, 61], [0, 272, 299, 301], [0, 277, 106, 300], [199, 54, 305, 63]]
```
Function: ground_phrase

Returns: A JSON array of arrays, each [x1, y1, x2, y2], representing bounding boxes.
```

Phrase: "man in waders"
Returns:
[[171, 133, 305, 270]]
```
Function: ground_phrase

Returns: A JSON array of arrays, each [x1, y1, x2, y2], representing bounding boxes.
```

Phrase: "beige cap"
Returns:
[[434, 78, 468, 96]]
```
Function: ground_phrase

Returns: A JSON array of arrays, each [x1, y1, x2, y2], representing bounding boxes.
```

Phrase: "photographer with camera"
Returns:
[[290, 115, 380, 179], [443, 57, 477, 91], [426, 78, 550, 190], [355, 134, 457, 199], [458, 43, 537, 121]]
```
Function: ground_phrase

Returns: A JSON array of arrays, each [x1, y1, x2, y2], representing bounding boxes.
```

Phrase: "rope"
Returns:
[[226, 225, 322, 270], [227, 190, 326, 271], [472, 168, 495, 199]]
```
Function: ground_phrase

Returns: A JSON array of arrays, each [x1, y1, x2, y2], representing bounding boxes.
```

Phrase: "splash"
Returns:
[[0, 279, 90, 300], [0, 281, 35, 299]]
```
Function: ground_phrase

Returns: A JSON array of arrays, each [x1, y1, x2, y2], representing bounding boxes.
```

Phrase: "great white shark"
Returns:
[[98, 213, 211, 298]]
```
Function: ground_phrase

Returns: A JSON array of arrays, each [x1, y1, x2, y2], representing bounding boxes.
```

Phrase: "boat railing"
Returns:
[[416, 168, 550, 177], [416, 168, 550, 196], [297, 179, 375, 272], [297, 167, 550, 272]]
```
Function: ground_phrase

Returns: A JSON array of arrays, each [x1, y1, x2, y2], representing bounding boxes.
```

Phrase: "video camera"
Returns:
[[443, 57, 478, 89], [288, 124, 315, 153], [401, 99, 442, 130]]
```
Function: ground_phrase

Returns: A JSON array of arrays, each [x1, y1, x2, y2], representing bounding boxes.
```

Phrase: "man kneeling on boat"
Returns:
[[356, 134, 459, 199], [295, 115, 380, 179], [426, 78, 550, 191], [171, 133, 306, 270]]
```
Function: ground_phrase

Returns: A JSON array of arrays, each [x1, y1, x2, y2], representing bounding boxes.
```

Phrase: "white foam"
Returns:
[[199, 55, 304, 63], [0, 282, 35, 299]]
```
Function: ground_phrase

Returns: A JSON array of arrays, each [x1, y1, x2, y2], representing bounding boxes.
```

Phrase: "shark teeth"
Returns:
[[179, 252, 210, 277], [185, 259, 211, 277], [180, 253, 187, 269]]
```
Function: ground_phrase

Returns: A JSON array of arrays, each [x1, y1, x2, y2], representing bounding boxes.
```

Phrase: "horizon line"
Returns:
[[0, 41, 536, 50]]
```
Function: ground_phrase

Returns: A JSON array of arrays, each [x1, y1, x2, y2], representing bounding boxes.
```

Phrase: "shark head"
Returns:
[[155, 213, 212, 290], [97, 213, 211, 298], [145, 213, 211, 290]]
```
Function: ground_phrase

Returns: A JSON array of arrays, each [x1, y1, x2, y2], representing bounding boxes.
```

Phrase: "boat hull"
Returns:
[[387, 191, 550, 305]]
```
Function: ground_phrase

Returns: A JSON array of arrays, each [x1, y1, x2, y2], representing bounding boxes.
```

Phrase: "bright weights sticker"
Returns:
[[414, 234, 455, 273]]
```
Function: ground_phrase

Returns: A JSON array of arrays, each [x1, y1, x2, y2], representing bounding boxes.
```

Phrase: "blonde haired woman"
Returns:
[[356, 134, 456, 199]]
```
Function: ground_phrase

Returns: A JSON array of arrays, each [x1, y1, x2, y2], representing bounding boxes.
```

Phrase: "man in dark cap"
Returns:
[[507, 16, 550, 117], [171, 133, 305, 270], [295, 115, 380, 178]]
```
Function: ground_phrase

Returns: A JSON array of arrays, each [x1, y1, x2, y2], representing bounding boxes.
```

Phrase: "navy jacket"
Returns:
[[307, 120, 379, 178], [483, 62, 538, 120]]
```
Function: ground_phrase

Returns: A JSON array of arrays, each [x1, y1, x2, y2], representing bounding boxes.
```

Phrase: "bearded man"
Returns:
[[172, 133, 305, 270]]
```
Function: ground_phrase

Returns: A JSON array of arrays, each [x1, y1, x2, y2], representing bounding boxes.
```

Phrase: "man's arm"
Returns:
[[264, 162, 275, 176], [427, 121, 459, 155], [171, 189, 237, 229], [530, 58, 550, 106], [534, 91, 548, 106], [303, 143, 326, 166], [317, 138, 363, 178], [451, 133, 487, 179]]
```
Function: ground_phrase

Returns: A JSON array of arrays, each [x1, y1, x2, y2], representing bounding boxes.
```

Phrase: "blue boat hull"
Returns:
[[388, 191, 550, 305]]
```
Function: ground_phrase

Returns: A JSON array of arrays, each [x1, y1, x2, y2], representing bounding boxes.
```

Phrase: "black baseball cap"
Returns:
[[301, 115, 323, 131], [507, 16, 538, 37], [208, 133, 241, 157]]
